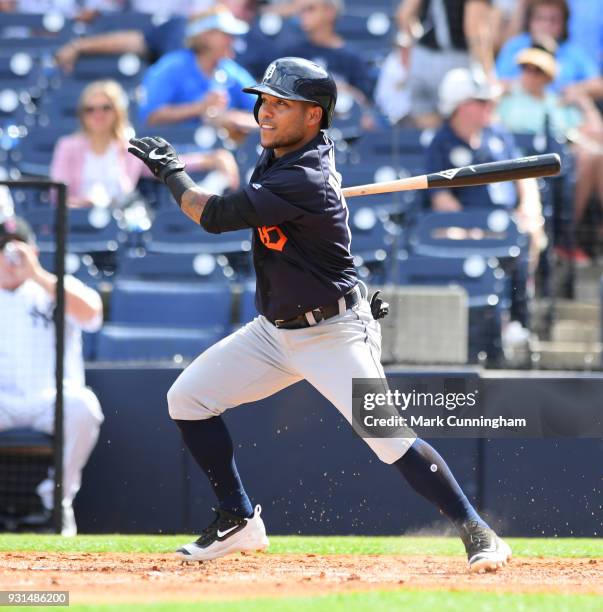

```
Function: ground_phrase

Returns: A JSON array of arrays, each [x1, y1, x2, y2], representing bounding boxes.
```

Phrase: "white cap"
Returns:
[[438, 68, 498, 117]]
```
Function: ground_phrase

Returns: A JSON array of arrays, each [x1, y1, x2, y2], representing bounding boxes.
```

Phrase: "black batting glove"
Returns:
[[128, 136, 185, 183]]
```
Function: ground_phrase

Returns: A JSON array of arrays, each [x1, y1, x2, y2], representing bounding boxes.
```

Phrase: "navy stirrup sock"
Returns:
[[174, 417, 253, 518], [394, 438, 487, 528]]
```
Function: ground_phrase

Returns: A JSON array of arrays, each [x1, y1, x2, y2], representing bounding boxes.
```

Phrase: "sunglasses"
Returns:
[[82, 104, 114, 114]]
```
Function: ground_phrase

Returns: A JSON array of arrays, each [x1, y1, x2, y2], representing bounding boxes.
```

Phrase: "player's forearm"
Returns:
[[32, 268, 103, 324], [146, 102, 206, 125], [180, 187, 213, 225]]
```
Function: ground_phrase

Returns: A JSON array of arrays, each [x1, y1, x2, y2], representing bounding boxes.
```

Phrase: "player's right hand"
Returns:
[[128, 136, 185, 183]]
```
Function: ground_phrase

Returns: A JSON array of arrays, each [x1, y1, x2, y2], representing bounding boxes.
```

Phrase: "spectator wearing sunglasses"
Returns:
[[50, 80, 240, 208]]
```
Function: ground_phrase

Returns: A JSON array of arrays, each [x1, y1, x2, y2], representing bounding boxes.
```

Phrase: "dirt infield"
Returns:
[[1, 552, 602, 603]]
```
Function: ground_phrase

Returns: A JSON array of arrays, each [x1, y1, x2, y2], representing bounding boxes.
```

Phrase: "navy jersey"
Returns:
[[243, 133, 357, 322]]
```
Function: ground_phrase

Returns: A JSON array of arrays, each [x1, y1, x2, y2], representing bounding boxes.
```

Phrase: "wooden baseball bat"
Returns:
[[341, 153, 561, 198]]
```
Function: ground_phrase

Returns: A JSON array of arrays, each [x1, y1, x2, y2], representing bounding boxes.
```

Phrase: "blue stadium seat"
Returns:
[[95, 324, 223, 362], [110, 279, 232, 330], [393, 253, 507, 362], [239, 282, 258, 324], [69, 55, 146, 90], [10, 125, 73, 175], [408, 209, 529, 261], [117, 251, 234, 283], [85, 12, 154, 34], [38, 251, 105, 289], [146, 209, 252, 255], [24, 207, 124, 254], [335, 12, 393, 55], [0, 13, 73, 51]]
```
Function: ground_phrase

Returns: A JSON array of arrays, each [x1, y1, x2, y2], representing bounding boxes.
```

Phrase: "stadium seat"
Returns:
[[84, 11, 154, 35], [239, 281, 258, 324], [348, 205, 399, 283], [110, 279, 232, 330], [117, 251, 234, 283], [393, 253, 507, 362], [10, 125, 74, 175], [146, 209, 252, 255], [38, 251, 105, 289], [0, 13, 73, 51], [69, 55, 146, 90], [408, 209, 529, 262], [335, 12, 393, 55], [95, 324, 223, 362], [0, 427, 53, 531], [24, 207, 124, 254]]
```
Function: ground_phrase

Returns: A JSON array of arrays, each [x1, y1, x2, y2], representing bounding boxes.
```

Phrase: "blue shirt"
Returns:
[[138, 49, 256, 125], [496, 33, 600, 93], [243, 133, 357, 321], [568, 0, 603, 70], [426, 122, 519, 210]]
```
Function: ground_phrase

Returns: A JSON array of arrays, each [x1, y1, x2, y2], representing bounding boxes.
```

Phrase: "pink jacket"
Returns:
[[50, 132, 152, 202]]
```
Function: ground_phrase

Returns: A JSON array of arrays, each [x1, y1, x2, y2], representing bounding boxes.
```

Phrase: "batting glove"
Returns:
[[128, 136, 185, 183]]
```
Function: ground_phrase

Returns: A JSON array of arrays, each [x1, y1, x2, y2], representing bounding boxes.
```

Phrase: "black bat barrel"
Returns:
[[426, 153, 561, 189]]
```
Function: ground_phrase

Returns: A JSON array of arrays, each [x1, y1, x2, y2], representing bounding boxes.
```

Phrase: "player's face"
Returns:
[[258, 94, 322, 157], [80, 92, 116, 137]]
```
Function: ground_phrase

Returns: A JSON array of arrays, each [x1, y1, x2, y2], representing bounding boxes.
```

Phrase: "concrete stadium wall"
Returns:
[[74, 367, 602, 537]]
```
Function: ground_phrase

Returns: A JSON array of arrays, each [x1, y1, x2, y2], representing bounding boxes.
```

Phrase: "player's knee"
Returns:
[[167, 379, 214, 421]]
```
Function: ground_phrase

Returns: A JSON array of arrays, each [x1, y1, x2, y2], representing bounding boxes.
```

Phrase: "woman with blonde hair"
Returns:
[[51, 79, 240, 208]]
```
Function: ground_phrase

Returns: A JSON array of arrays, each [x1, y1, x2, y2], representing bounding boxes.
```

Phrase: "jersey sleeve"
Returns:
[[243, 164, 325, 226]]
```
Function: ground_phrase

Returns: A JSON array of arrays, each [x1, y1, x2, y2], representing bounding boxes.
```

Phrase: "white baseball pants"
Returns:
[[0, 386, 104, 508], [168, 296, 414, 464]]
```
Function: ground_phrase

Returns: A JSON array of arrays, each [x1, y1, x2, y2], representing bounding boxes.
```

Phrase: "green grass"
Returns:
[[13, 591, 603, 612], [0, 534, 601, 557]]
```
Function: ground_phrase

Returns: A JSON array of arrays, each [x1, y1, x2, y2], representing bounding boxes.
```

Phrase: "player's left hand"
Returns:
[[128, 136, 185, 182]]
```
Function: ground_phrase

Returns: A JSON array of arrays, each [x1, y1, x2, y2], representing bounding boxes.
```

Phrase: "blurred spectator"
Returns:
[[137, 6, 257, 137], [427, 68, 545, 328], [496, 0, 603, 100], [0, 216, 104, 536], [279, 0, 378, 123], [50, 80, 240, 208], [502, 0, 603, 69], [375, 31, 413, 126], [54, 1, 219, 72], [396, 0, 494, 128], [55, 18, 187, 71], [498, 42, 603, 264]]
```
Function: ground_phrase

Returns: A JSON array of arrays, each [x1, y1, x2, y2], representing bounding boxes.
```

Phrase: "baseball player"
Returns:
[[128, 57, 511, 572], [0, 217, 104, 536]]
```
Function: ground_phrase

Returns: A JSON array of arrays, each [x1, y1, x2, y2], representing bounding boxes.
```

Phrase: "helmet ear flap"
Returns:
[[253, 97, 261, 125]]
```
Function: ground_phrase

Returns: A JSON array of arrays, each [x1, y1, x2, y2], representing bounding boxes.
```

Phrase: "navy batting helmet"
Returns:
[[242, 57, 337, 129]]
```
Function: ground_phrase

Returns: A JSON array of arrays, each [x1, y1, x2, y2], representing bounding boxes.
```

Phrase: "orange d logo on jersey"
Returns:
[[258, 225, 288, 252]]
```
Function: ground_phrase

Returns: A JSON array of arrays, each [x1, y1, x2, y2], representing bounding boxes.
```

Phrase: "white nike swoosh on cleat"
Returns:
[[216, 524, 242, 538]]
